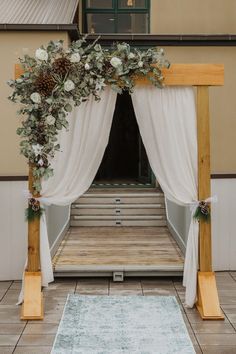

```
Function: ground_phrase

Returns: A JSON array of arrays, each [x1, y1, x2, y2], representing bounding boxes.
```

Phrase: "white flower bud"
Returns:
[[138, 61, 144, 68], [35, 48, 48, 61], [70, 53, 81, 63], [128, 53, 135, 59], [110, 57, 122, 68], [85, 63, 90, 70], [64, 80, 75, 92], [32, 144, 43, 157], [30, 92, 41, 104], [46, 115, 56, 125]]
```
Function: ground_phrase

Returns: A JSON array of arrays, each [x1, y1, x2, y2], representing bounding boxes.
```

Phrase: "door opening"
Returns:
[[93, 92, 154, 187]]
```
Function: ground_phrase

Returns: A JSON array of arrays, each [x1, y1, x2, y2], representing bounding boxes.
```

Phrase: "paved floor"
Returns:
[[0, 272, 236, 353]]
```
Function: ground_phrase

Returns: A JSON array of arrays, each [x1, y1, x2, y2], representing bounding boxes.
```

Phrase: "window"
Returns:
[[83, 0, 150, 34]]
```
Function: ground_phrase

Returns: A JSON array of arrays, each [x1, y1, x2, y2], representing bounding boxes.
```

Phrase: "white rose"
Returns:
[[110, 57, 122, 68], [35, 48, 48, 61], [138, 61, 144, 68], [84, 63, 90, 70], [32, 144, 43, 157], [30, 92, 41, 104], [64, 80, 75, 92], [128, 52, 135, 59], [46, 115, 55, 125], [70, 53, 81, 63]]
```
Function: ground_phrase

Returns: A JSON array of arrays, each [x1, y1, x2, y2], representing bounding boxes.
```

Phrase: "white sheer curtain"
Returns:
[[132, 86, 199, 307], [19, 88, 117, 302]]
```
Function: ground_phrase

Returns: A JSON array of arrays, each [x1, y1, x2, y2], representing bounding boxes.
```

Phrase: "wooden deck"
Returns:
[[53, 226, 184, 276]]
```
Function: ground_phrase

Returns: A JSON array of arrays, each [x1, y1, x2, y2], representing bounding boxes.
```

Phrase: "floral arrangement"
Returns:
[[193, 200, 211, 222], [25, 198, 44, 221], [8, 36, 170, 196]]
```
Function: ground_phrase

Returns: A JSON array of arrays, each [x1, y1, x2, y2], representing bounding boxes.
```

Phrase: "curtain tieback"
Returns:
[[190, 195, 218, 215]]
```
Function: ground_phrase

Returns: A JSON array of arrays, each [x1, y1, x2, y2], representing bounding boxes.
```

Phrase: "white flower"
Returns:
[[46, 115, 56, 125], [38, 158, 44, 167], [84, 63, 90, 70], [70, 53, 81, 63], [128, 52, 135, 59], [64, 80, 75, 92], [32, 144, 43, 157], [35, 48, 48, 61], [110, 57, 122, 68], [138, 61, 144, 68], [30, 92, 41, 104]]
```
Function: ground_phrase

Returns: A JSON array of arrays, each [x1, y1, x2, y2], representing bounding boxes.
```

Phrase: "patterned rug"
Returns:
[[51, 295, 195, 354]]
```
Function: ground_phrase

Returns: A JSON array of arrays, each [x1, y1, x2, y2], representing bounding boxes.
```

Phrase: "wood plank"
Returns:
[[136, 64, 224, 86], [21, 272, 43, 320], [53, 227, 184, 270], [15, 64, 24, 79], [197, 86, 212, 272]]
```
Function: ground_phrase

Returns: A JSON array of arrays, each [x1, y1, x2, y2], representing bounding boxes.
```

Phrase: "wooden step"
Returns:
[[75, 195, 164, 205], [71, 203, 165, 216], [70, 219, 167, 227]]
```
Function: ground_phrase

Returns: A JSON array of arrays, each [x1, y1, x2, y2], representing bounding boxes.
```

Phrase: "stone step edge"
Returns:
[[71, 203, 165, 209], [72, 215, 166, 220], [80, 193, 164, 198]]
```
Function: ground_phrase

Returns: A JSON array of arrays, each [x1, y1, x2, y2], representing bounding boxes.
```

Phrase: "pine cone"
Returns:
[[52, 57, 71, 76], [35, 73, 56, 96], [201, 205, 210, 215]]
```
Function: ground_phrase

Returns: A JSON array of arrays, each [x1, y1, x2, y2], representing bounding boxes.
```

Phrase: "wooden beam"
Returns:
[[15, 63, 224, 87], [136, 64, 224, 86], [196, 86, 224, 320]]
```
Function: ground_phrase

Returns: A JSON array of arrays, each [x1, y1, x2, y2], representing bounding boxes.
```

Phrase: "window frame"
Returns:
[[82, 0, 150, 34]]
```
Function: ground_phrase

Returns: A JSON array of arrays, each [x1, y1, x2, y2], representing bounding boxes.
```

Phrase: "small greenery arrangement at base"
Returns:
[[8, 35, 170, 196], [25, 198, 44, 221], [193, 201, 211, 222]]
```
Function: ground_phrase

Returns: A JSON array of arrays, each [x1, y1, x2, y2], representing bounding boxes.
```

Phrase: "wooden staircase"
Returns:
[[70, 188, 166, 227], [53, 188, 184, 277]]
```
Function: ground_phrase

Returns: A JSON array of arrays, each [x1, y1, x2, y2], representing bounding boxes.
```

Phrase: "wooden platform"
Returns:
[[53, 227, 184, 276]]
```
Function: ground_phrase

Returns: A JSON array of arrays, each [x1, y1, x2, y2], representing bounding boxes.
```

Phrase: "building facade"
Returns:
[[0, 0, 236, 279]]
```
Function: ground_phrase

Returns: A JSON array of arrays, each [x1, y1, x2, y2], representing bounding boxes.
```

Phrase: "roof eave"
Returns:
[[0, 23, 80, 41]]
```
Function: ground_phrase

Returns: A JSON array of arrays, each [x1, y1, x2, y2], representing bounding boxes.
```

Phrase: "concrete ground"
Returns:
[[0, 272, 236, 353]]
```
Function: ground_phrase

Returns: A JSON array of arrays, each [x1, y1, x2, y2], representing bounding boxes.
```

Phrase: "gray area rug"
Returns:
[[51, 295, 195, 354]]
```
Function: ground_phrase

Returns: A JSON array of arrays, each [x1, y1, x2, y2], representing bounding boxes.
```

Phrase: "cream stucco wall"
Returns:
[[151, 0, 236, 34], [0, 31, 70, 176], [163, 46, 236, 173]]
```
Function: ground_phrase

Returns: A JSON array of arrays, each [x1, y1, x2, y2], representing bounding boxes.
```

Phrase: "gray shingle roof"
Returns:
[[0, 0, 79, 24]]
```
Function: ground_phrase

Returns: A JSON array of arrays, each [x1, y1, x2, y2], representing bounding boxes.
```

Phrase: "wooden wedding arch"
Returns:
[[15, 63, 224, 321]]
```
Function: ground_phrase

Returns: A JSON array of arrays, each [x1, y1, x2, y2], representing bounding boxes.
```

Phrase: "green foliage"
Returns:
[[8, 36, 170, 194], [193, 206, 211, 223], [25, 206, 44, 221]]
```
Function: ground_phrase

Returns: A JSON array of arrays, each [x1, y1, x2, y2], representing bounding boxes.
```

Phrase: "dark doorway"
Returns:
[[94, 92, 153, 185]]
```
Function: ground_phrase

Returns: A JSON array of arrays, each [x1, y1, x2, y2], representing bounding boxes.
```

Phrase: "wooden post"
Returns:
[[21, 164, 43, 320], [196, 86, 224, 320], [15, 63, 44, 320]]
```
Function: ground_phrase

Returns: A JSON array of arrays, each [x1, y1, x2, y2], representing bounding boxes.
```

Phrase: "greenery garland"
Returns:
[[8, 35, 170, 196]]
